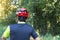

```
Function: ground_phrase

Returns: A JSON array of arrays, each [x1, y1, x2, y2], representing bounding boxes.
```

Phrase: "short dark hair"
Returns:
[[18, 16, 27, 22]]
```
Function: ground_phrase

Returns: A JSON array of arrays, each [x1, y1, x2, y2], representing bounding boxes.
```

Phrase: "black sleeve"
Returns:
[[31, 28, 38, 39]]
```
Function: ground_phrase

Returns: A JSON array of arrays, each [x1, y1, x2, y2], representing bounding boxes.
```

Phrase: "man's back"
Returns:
[[10, 24, 38, 40]]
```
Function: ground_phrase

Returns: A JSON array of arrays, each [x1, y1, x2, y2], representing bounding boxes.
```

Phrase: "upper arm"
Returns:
[[2, 26, 10, 38], [31, 28, 38, 39]]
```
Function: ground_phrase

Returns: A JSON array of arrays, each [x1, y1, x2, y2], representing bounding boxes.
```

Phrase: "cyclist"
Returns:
[[2, 8, 40, 40]]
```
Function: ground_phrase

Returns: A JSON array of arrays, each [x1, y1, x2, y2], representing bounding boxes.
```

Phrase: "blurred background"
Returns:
[[0, 0, 60, 40]]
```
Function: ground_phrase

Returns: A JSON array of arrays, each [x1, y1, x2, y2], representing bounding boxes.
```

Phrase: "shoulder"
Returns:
[[25, 24, 32, 27], [10, 24, 17, 26], [25, 24, 34, 30], [10, 24, 18, 28], [10, 24, 17, 25]]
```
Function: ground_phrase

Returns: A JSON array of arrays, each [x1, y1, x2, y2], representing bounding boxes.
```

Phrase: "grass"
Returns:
[[0, 24, 60, 40], [41, 33, 60, 40], [0, 24, 7, 37]]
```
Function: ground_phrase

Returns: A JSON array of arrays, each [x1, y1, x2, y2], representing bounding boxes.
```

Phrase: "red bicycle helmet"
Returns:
[[16, 8, 28, 18]]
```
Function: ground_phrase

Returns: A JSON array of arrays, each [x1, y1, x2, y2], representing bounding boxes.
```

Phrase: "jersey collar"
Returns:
[[17, 21, 25, 24]]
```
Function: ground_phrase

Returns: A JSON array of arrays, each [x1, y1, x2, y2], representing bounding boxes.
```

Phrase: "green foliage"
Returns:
[[0, 24, 7, 36], [19, 0, 60, 35], [0, 0, 60, 36], [41, 33, 60, 40]]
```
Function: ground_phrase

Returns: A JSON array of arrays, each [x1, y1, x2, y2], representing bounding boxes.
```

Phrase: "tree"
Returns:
[[32, 0, 60, 35], [18, 0, 60, 35], [0, 0, 17, 24]]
